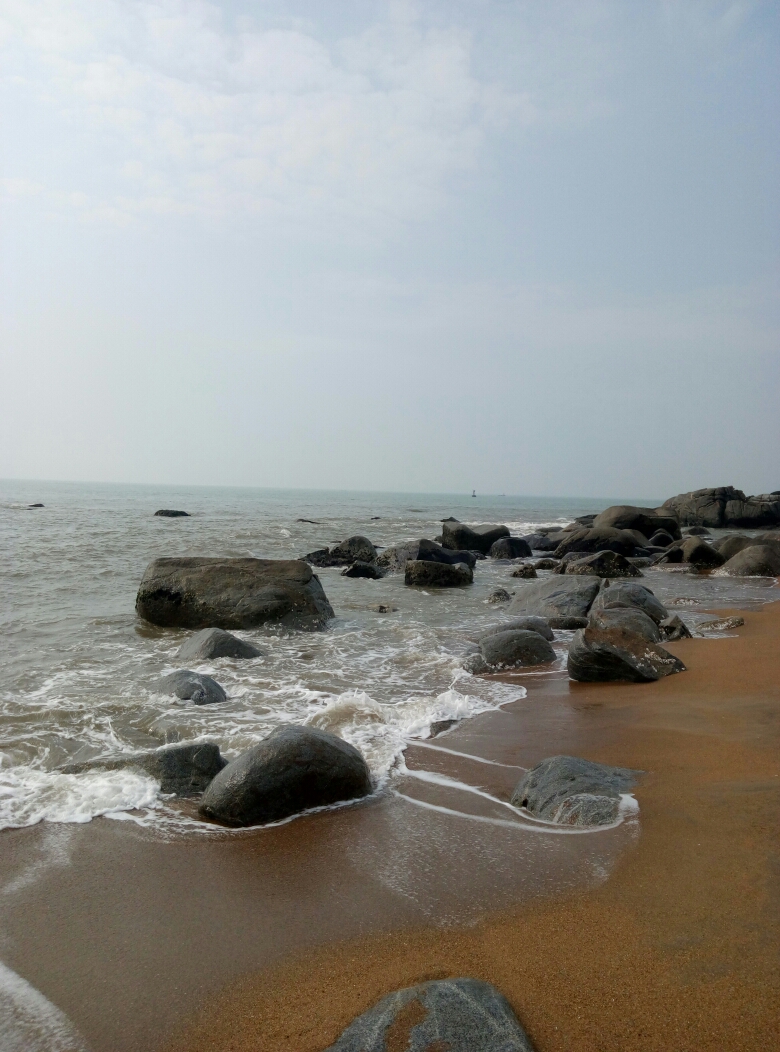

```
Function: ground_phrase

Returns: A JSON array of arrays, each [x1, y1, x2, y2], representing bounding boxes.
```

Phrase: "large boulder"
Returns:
[[589, 581, 668, 624], [177, 627, 263, 661], [136, 558, 334, 630], [417, 538, 477, 568], [478, 617, 554, 642], [510, 755, 640, 827], [679, 537, 725, 568], [489, 536, 533, 559], [306, 536, 377, 567], [61, 742, 226, 796], [662, 487, 780, 529], [567, 623, 685, 682], [522, 531, 566, 552], [715, 533, 780, 560], [156, 670, 227, 705], [198, 725, 372, 827], [441, 521, 509, 555], [592, 505, 681, 539], [508, 576, 600, 619], [561, 550, 642, 578], [588, 607, 661, 643], [404, 560, 473, 587], [722, 545, 780, 577], [376, 541, 421, 573], [478, 629, 556, 670], [554, 527, 638, 557], [324, 978, 534, 1052]]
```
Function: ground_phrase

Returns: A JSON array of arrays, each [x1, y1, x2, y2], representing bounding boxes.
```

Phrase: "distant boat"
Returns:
[[472, 489, 476, 498]]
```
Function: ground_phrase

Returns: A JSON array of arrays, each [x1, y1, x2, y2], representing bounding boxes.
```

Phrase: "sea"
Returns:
[[1, 479, 776, 835]]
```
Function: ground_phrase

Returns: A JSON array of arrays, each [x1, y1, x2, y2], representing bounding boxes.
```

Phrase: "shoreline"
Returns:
[[164, 600, 780, 1052]]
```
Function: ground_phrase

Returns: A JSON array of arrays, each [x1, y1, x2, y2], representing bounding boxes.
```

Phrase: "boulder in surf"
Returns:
[[511, 755, 641, 827]]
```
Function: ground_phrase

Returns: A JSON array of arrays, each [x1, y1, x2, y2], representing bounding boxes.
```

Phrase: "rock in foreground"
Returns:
[[136, 558, 334, 630], [198, 725, 372, 827], [478, 629, 556, 670], [61, 742, 226, 796], [568, 623, 685, 682], [157, 670, 227, 705], [511, 755, 640, 826], [722, 544, 780, 577], [177, 627, 263, 661], [589, 581, 668, 624], [324, 977, 535, 1052], [404, 560, 473, 587], [509, 576, 600, 619]]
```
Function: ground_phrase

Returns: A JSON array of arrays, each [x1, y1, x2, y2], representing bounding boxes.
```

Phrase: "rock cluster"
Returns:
[[662, 486, 780, 528]]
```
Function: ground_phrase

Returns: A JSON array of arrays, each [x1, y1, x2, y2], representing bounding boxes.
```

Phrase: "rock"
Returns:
[[534, 558, 560, 570], [511, 563, 538, 578], [404, 560, 473, 587], [659, 614, 692, 640], [371, 604, 397, 613], [478, 629, 556, 669], [376, 541, 421, 573], [699, 615, 745, 631], [341, 561, 383, 579], [679, 537, 725, 568], [479, 617, 554, 642], [573, 514, 597, 527], [155, 509, 190, 517], [296, 518, 320, 524], [510, 755, 640, 827], [653, 544, 684, 564], [489, 537, 533, 559], [61, 742, 226, 796], [562, 551, 643, 578], [522, 531, 566, 552], [554, 527, 638, 557], [508, 576, 600, 619], [588, 607, 661, 642], [683, 525, 711, 537], [429, 718, 459, 736], [177, 627, 263, 661], [417, 538, 477, 568], [156, 670, 227, 705], [628, 557, 653, 568], [548, 615, 588, 629], [198, 725, 372, 827], [136, 558, 334, 630], [324, 977, 535, 1052], [592, 505, 681, 539], [662, 487, 780, 529], [28, 503, 44, 508], [441, 521, 509, 555], [648, 529, 675, 547], [590, 581, 668, 624], [306, 536, 377, 567], [713, 534, 755, 560], [722, 545, 780, 577], [486, 588, 512, 604], [567, 623, 685, 682]]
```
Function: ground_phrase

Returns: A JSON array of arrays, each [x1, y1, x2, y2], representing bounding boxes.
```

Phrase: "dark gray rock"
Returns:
[[441, 521, 509, 555], [567, 623, 685, 682], [648, 529, 675, 547], [478, 629, 556, 669], [511, 563, 538, 578], [341, 561, 383, 579], [155, 509, 190, 517], [548, 615, 589, 629], [508, 576, 600, 619], [198, 725, 372, 827], [588, 607, 661, 642], [157, 670, 227, 705], [554, 527, 638, 558], [562, 550, 643, 578], [61, 742, 226, 796], [592, 505, 681, 540], [478, 617, 554, 642], [177, 627, 263, 661], [662, 487, 780, 529], [136, 558, 333, 630], [376, 541, 420, 573], [683, 525, 711, 537], [324, 977, 534, 1052], [489, 536, 533, 559], [522, 531, 566, 552], [486, 588, 512, 604], [534, 558, 560, 570], [307, 536, 377, 567], [722, 544, 780, 576], [28, 503, 44, 508], [404, 560, 473, 587], [510, 755, 640, 827], [659, 614, 692, 640], [417, 538, 477, 568], [679, 537, 725, 568], [590, 582, 668, 624]]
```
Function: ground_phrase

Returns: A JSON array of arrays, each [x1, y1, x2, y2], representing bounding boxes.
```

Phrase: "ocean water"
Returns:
[[1, 480, 776, 833]]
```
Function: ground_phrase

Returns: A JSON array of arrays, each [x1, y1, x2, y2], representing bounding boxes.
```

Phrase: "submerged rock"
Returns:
[[511, 755, 640, 827], [324, 977, 535, 1052], [198, 725, 372, 827], [156, 670, 227, 705], [567, 623, 685, 682], [341, 560, 383, 579], [511, 563, 538, 578], [404, 560, 473, 587], [508, 576, 600, 619], [177, 627, 263, 661], [61, 742, 227, 796], [486, 588, 512, 604], [154, 509, 190, 517], [136, 558, 334, 630], [699, 615, 745, 631], [376, 541, 421, 573]]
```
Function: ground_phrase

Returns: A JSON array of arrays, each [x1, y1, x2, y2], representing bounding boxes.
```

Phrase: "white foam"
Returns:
[[408, 740, 526, 769], [0, 960, 89, 1052]]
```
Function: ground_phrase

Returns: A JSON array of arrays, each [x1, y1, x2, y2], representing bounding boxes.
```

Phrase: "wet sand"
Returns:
[[164, 601, 780, 1052]]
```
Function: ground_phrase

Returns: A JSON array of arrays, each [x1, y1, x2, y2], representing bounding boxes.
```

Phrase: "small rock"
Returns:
[[154, 509, 190, 517], [479, 629, 556, 669], [534, 558, 560, 570], [648, 529, 675, 547], [341, 561, 383, 579], [699, 615, 745, 631], [562, 550, 643, 578], [659, 614, 692, 640], [489, 537, 533, 559], [404, 560, 473, 588], [371, 603, 398, 613], [28, 503, 44, 508], [157, 670, 227, 705], [486, 588, 512, 604], [177, 627, 263, 661], [511, 563, 538, 578], [511, 755, 640, 826]]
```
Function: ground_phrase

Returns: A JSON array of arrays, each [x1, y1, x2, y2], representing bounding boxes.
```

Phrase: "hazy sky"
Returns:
[[1, 0, 778, 498]]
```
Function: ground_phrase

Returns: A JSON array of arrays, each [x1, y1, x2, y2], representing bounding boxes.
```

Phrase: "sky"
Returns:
[[1, 0, 778, 499]]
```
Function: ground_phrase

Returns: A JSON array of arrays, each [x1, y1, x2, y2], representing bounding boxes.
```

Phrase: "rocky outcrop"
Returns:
[[136, 558, 334, 630], [177, 627, 263, 661], [155, 509, 190, 517], [567, 622, 685, 682], [508, 576, 600, 619], [589, 582, 668, 624], [489, 537, 532, 559], [61, 742, 226, 796], [404, 560, 473, 587], [510, 755, 640, 827], [476, 629, 556, 670], [156, 670, 227, 705], [441, 521, 509, 555], [662, 487, 780, 528], [479, 617, 554, 642], [559, 550, 642, 578], [722, 545, 780, 577], [341, 561, 383, 579], [588, 607, 661, 643], [198, 725, 372, 827], [306, 536, 377, 567], [553, 527, 638, 557], [592, 505, 681, 539], [324, 978, 535, 1052]]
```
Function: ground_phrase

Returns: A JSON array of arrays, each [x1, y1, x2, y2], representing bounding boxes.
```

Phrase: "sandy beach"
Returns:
[[164, 600, 780, 1052]]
